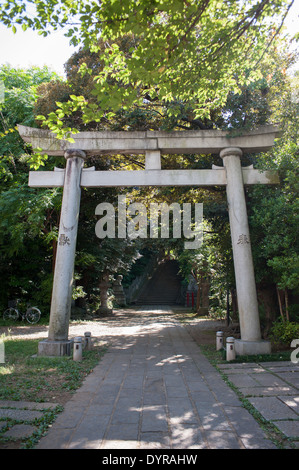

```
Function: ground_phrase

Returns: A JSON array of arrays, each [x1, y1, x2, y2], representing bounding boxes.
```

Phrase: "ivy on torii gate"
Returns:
[[18, 124, 280, 357]]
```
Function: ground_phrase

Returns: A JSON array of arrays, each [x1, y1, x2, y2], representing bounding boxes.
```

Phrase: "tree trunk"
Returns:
[[285, 288, 289, 321], [230, 288, 238, 321], [257, 285, 278, 337], [276, 286, 285, 322], [201, 281, 210, 308], [196, 284, 201, 311]]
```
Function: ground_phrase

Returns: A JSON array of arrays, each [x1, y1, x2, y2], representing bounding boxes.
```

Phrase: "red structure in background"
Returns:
[[186, 292, 195, 308]]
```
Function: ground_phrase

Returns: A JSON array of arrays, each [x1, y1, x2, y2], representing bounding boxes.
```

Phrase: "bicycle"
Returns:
[[3, 301, 41, 324]]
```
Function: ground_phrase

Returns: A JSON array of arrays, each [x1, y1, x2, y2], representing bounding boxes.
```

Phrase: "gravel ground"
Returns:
[[0, 306, 228, 342]]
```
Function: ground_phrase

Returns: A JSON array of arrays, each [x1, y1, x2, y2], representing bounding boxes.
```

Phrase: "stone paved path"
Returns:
[[35, 307, 294, 450], [218, 362, 299, 442], [2, 307, 298, 449]]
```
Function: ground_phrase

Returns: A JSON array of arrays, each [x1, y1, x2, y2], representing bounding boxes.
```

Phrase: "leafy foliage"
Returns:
[[270, 319, 299, 345], [0, 3, 298, 329], [0, 0, 295, 137], [0, 65, 61, 310]]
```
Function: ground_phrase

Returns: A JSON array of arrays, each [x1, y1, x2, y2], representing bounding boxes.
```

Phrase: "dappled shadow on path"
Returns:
[[58, 319, 273, 450]]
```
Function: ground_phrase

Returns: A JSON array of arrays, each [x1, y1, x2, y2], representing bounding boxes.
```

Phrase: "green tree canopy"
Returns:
[[0, 65, 61, 309], [0, 0, 296, 136]]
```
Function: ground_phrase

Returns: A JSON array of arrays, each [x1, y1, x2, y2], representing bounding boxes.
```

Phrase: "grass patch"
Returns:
[[200, 343, 292, 365], [0, 337, 108, 448], [0, 315, 50, 328], [0, 337, 108, 401]]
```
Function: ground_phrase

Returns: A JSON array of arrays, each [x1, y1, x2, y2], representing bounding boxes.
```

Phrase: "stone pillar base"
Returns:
[[235, 339, 271, 356], [38, 339, 72, 357]]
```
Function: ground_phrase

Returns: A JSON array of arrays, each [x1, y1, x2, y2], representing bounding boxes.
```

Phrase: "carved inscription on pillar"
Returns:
[[59, 234, 70, 246], [237, 234, 250, 245]]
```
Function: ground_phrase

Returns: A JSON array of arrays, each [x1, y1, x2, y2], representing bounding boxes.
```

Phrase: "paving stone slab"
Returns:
[[223, 405, 277, 449], [218, 363, 264, 370], [253, 373, 293, 387], [196, 408, 232, 432], [68, 414, 109, 445], [0, 400, 58, 410], [0, 408, 43, 420], [219, 365, 265, 374], [278, 396, 299, 415], [0, 422, 7, 431], [100, 439, 140, 449], [204, 430, 241, 449], [239, 386, 297, 396], [273, 420, 299, 439], [248, 396, 298, 420], [3, 424, 37, 439], [105, 423, 139, 441], [171, 424, 207, 449], [226, 374, 259, 387], [184, 379, 210, 393], [139, 432, 171, 449], [165, 385, 190, 398], [269, 368, 299, 376], [111, 408, 141, 425], [275, 373, 299, 388], [260, 362, 297, 369], [35, 428, 74, 449]]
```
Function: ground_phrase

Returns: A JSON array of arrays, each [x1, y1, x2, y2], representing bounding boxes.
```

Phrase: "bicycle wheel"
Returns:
[[3, 307, 19, 321], [26, 307, 41, 324]]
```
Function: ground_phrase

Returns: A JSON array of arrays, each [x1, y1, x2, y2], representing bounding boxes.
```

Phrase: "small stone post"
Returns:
[[226, 337, 236, 361], [38, 149, 86, 356], [73, 337, 83, 361], [220, 147, 271, 355], [84, 332, 92, 351], [216, 331, 224, 351]]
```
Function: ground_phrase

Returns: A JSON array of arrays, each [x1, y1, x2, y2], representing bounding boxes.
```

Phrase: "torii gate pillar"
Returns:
[[38, 149, 86, 357], [220, 148, 270, 355]]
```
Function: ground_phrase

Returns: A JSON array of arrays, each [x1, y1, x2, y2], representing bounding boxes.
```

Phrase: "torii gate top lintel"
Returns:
[[17, 124, 280, 156]]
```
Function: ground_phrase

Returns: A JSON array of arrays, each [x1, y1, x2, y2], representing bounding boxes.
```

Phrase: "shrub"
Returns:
[[270, 319, 299, 346]]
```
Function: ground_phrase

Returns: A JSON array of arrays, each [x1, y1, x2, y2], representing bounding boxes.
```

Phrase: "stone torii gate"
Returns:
[[18, 124, 280, 357]]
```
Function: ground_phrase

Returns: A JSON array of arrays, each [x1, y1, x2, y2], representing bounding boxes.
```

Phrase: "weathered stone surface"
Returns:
[[3, 424, 37, 439], [28, 167, 279, 188], [0, 409, 43, 420], [38, 339, 72, 356], [220, 148, 261, 345], [247, 397, 299, 420], [273, 420, 299, 438], [235, 339, 271, 355], [0, 401, 58, 410], [18, 124, 280, 156]]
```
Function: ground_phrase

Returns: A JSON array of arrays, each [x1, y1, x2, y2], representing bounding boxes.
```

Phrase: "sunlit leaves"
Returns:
[[0, 0, 294, 134]]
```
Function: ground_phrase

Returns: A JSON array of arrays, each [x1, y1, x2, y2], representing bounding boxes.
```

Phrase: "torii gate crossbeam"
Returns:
[[18, 125, 280, 357]]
